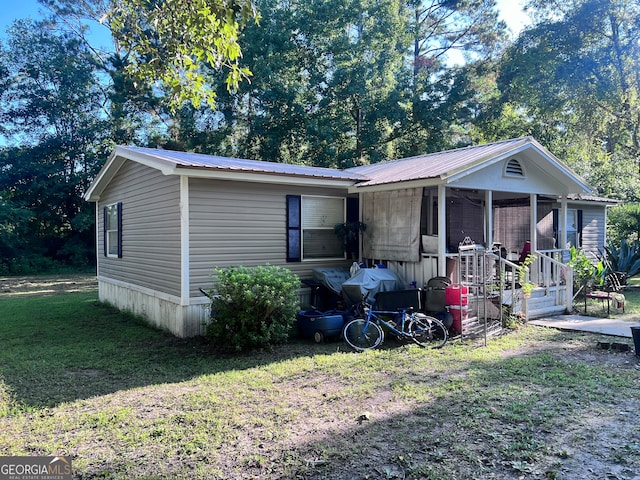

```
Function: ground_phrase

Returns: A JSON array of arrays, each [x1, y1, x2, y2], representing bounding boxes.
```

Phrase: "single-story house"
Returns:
[[84, 136, 615, 337]]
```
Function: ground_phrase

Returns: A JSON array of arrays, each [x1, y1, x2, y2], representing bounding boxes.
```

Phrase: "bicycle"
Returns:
[[342, 296, 449, 351]]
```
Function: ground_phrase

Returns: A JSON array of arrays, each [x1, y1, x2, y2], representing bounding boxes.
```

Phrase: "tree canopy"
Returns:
[[483, 0, 640, 200], [4, 0, 640, 272]]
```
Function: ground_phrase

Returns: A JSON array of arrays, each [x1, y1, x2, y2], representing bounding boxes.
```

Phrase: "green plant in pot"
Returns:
[[334, 221, 366, 259]]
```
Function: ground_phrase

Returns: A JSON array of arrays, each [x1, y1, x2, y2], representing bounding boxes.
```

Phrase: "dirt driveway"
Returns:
[[0, 273, 97, 298]]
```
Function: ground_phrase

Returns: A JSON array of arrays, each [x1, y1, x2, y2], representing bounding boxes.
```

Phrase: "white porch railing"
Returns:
[[385, 247, 574, 319], [463, 250, 573, 317]]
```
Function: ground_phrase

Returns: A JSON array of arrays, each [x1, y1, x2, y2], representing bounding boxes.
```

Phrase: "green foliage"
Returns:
[[567, 246, 599, 290], [517, 254, 535, 296], [487, 0, 640, 199], [108, 0, 259, 111], [208, 0, 505, 165], [206, 265, 300, 351], [0, 21, 111, 273], [607, 203, 640, 246], [604, 239, 640, 278]]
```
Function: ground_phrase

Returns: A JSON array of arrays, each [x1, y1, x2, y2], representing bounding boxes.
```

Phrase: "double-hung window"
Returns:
[[104, 202, 122, 258], [287, 195, 346, 261]]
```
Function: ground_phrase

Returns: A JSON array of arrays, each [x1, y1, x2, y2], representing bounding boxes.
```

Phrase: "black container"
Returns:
[[631, 326, 640, 356]]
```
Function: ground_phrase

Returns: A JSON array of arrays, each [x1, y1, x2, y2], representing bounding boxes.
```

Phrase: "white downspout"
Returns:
[[438, 184, 447, 277], [95, 202, 100, 285], [358, 192, 364, 263], [485, 190, 493, 248]]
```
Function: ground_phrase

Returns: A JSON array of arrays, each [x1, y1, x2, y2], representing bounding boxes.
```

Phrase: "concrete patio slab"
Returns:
[[530, 314, 640, 338]]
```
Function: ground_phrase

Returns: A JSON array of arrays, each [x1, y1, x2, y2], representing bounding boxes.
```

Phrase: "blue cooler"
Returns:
[[297, 310, 347, 343]]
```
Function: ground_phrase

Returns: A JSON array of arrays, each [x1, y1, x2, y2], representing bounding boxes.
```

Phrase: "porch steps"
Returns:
[[524, 287, 568, 320], [526, 305, 568, 320], [460, 316, 502, 338]]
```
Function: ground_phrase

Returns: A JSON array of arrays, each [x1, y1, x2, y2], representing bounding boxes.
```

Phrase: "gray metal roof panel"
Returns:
[[346, 137, 532, 186], [122, 146, 367, 181]]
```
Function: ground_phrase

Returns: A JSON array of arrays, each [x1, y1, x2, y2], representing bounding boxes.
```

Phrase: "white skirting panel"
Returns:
[[387, 256, 439, 289], [98, 278, 208, 337]]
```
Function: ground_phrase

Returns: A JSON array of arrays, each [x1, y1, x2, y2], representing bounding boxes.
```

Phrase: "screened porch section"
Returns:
[[361, 187, 574, 323]]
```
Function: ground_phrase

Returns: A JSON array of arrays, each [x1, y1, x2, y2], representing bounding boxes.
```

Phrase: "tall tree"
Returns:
[[0, 20, 111, 272], [208, 0, 506, 166], [107, 0, 259, 110], [488, 0, 640, 199]]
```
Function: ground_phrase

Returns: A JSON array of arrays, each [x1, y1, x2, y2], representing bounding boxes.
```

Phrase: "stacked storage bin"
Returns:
[[445, 284, 469, 335]]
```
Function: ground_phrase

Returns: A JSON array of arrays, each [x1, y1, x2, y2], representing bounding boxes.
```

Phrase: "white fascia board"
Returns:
[[444, 143, 592, 195], [348, 177, 442, 194], [84, 146, 178, 202], [83, 151, 126, 202], [179, 167, 358, 188], [442, 144, 532, 183], [116, 147, 177, 175]]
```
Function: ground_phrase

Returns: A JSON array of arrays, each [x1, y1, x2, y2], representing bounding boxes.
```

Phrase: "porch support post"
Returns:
[[530, 193, 538, 284], [530, 193, 538, 251], [485, 190, 493, 249], [559, 196, 568, 250], [438, 184, 447, 277]]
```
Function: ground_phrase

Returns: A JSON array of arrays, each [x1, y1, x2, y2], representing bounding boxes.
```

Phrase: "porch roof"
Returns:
[[345, 136, 592, 194]]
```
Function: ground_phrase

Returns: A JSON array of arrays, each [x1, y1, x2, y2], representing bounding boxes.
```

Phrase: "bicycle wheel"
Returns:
[[408, 313, 448, 348], [343, 318, 384, 351]]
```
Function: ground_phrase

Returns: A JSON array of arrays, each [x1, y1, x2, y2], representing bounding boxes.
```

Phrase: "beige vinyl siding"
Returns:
[[189, 178, 351, 295], [98, 159, 182, 297], [580, 206, 606, 257]]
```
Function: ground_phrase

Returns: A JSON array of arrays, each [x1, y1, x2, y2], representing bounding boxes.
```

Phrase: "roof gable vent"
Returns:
[[504, 158, 525, 178]]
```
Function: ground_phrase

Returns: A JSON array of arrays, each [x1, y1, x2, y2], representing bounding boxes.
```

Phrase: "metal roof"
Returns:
[[123, 146, 366, 181], [345, 137, 534, 187], [85, 138, 596, 202]]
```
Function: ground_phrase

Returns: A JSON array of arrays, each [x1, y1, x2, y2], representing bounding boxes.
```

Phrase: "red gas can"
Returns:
[[445, 284, 469, 307]]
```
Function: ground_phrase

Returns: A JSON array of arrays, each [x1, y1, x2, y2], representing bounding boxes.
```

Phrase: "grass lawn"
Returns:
[[1, 288, 640, 479]]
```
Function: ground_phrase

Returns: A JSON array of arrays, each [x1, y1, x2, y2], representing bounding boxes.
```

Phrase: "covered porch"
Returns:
[[347, 137, 600, 329]]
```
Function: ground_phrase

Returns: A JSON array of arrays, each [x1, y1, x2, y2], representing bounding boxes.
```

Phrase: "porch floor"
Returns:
[[529, 314, 640, 338]]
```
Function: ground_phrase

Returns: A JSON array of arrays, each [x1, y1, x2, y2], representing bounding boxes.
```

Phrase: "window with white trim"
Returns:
[[287, 195, 346, 261], [104, 202, 122, 258]]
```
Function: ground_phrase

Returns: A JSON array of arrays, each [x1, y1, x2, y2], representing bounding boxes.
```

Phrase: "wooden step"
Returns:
[[526, 305, 567, 320]]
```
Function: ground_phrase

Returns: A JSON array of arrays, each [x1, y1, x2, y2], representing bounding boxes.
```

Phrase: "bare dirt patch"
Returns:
[[0, 273, 97, 298]]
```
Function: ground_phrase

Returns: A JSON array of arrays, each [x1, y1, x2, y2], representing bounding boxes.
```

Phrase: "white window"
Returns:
[[562, 208, 579, 249], [105, 203, 121, 258], [301, 196, 345, 260]]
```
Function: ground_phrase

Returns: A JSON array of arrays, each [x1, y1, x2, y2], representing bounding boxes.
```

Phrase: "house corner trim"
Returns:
[[180, 176, 190, 306]]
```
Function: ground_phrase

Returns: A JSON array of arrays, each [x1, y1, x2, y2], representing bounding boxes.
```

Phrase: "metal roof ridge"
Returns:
[[344, 136, 531, 171]]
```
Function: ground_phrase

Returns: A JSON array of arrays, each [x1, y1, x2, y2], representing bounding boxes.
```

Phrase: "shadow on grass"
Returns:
[[67, 328, 640, 480], [0, 291, 343, 409]]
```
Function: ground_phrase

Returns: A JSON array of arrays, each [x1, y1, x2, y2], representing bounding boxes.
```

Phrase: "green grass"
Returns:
[[1, 290, 640, 479]]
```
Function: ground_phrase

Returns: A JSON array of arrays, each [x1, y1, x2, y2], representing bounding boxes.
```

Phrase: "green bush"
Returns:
[[567, 246, 600, 290], [206, 265, 300, 351]]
